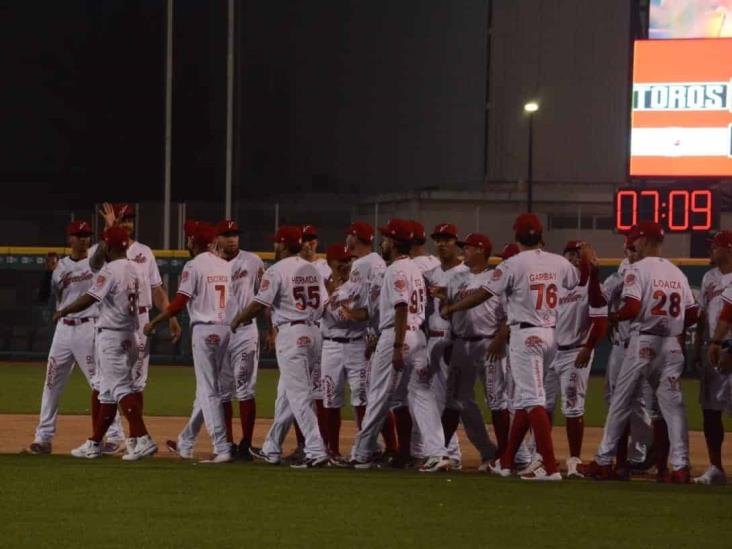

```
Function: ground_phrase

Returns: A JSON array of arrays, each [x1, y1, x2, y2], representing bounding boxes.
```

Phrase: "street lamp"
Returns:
[[524, 101, 539, 212]]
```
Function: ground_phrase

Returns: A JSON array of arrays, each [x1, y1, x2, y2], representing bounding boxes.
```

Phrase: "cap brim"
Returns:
[[431, 232, 457, 240]]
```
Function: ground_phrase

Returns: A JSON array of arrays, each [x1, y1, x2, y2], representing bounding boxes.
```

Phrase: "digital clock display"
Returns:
[[614, 187, 716, 232]]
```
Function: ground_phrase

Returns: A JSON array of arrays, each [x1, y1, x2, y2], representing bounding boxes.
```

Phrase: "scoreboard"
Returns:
[[614, 186, 716, 233]]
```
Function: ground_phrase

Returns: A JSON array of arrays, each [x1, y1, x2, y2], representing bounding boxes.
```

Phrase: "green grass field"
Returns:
[[0, 362, 725, 430], [0, 455, 730, 548]]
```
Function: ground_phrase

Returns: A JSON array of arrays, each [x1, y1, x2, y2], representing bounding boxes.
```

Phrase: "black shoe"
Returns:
[[290, 455, 329, 469], [238, 440, 253, 462]]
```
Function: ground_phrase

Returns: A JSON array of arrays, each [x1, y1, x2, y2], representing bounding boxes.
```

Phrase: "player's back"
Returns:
[[487, 249, 578, 328], [256, 256, 327, 327], [378, 257, 426, 331], [623, 256, 694, 337], [90, 259, 140, 331], [225, 250, 264, 322], [179, 252, 231, 325], [413, 254, 440, 273], [53, 256, 97, 318], [126, 240, 161, 309]]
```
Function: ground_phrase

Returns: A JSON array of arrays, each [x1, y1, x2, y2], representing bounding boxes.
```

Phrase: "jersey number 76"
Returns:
[[530, 283, 557, 310]]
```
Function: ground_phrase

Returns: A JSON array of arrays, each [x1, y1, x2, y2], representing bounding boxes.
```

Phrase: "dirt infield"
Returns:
[[3, 413, 731, 476]]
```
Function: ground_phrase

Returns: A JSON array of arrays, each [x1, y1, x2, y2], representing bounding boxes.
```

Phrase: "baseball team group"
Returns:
[[22, 202, 732, 484]]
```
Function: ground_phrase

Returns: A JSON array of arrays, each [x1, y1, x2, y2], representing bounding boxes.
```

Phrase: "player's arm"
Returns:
[[231, 301, 267, 332], [52, 294, 96, 323], [441, 287, 492, 318], [144, 292, 189, 336], [486, 320, 509, 362], [392, 303, 408, 371], [576, 308, 608, 368], [151, 284, 182, 343], [708, 300, 732, 367], [89, 241, 107, 271]]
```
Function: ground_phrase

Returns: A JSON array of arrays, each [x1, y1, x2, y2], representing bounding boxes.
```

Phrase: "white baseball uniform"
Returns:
[[343, 252, 387, 332], [176, 251, 233, 456], [87, 259, 141, 405], [34, 257, 124, 444], [90, 241, 162, 393], [320, 282, 368, 409], [257, 256, 328, 461], [446, 267, 503, 460], [595, 257, 695, 471], [544, 281, 607, 418], [177, 250, 264, 453], [484, 249, 579, 409], [602, 260, 654, 464], [351, 256, 448, 462], [699, 268, 732, 411], [413, 254, 440, 273]]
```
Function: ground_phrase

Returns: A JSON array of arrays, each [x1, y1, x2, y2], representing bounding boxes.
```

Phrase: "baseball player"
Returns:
[[601, 244, 654, 474], [56, 226, 156, 461], [164, 220, 265, 461], [410, 220, 440, 273], [420, 223, 468, 466], [543, 240, 607, 478], [343, 221, 400, 459], [583, 221, 697, 483], [145, 224, 234, 463], [320, 243, 366, 458], [26, 221, 125, 455], [696, 230, 732, 484], [441, 232, 498, 469], [232, 225, 330, 468], [91, 203, 181, 423], [442, 213, 587, 481], [350, 219, 451, 472]]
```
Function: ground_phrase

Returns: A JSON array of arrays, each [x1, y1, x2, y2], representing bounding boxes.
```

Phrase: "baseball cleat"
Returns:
[[576, 460, 616, 480], [516, 457, 543, 477], [199, 452, 234, 464], [565, 456, 584, 479], [449, 458, 462, 471], [122, 435, 157, 461], [284, 446, 305, 463], [71, 439, 102, 459], [418, 456, 451, 473], [477, 460, 492, 473], [290, 455, 329, 469], [488, 459, 512, 477], [101, 440, 124, 456], [664, 467, 691, 484], [125, 437, 138, 455], [237, 440, 253, 462], [693, 465, 727, 485], [249, 446, 281, 465], [655, 468, 670, 483], [521, 466, 562, 481], [166, 439, 194, 459], [348, 458, 375, 469], [23, 442, 52, 455]]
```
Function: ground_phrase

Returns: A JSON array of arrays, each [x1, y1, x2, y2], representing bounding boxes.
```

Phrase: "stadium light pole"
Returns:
[[524, 101, 539, 213], [224, 0, 234, 219], [163, 0, 173, 250]]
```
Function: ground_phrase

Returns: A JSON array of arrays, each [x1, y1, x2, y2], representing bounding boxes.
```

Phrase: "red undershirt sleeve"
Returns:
[[615, 297, 641, 321], [166, 293, 189, 316], [584, 317, 607, 349]]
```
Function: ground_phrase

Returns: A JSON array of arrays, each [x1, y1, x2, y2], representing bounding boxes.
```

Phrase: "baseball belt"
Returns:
[[451, 333, 497, 342], [323, 336, 364, 343], [557, 343, 584, 351], [62, 317, 91, 326], [428, 330, 447, 338]]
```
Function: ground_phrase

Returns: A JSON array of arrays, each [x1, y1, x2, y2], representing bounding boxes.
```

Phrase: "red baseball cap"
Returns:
[[326, 243, 353, 263], [66, 220, 93, 236], [269, 225, 303, 246], [499, 243, 520, 260], [302, 224, 318, 240], [459, 233, 492, 253], [184, 219, 200, 238], [215, 219, 240, 236], [103, 226, 130, 251], [431, 223, 459, 240], [379, 219, 414, 243], [410, 221, 426, 242], [626, 221, 664, 243], [347, 221, 374, 243], [709, 230, 732, 249], [513, 213, 542, 239], [563, 240, 584, 253], [192, 223, 216, 248], [112, 203, 135, 219]]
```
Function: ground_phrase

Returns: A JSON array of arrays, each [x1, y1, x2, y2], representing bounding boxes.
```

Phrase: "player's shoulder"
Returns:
[[701, 266, 721, 285]]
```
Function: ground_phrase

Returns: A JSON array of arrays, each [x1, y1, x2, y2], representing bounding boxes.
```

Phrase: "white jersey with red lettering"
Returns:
[[602, 259, 631, 344], [621, 257, 695, 336], [343, 252, 387, 330], [413, 254, 440, 274], [52, 256, 99, 319], [321, 282, 366, 339], [177, 251, 232, 325], [700, 267, 729, 337], [555, 282, 608, 348], [255, 256, 327, 327], [484, 249, 579, 327], [378, 257, 426, 331], [448, 268, 505, 337], [225, 250, 265, 323], [312, 258, 332, 281], [87, 259, 140, 331], [425, 263, 469, 333]]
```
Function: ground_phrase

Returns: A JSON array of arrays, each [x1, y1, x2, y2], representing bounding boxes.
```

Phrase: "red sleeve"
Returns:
[[615, 297, 641, 321], [719, 302, 732, 324], [587, 265, 606, 308], [584, 317, 607, 349], [684, 305, 699, 329], [578, 260, 590, 286], [166, 292, 189, 316]]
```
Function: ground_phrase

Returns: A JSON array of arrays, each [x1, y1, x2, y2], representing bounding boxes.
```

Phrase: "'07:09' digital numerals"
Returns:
[[615, 189, 712, 232]]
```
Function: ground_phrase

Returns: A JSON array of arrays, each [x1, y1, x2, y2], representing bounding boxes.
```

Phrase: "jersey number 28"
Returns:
[[651, 290, 681, 317]]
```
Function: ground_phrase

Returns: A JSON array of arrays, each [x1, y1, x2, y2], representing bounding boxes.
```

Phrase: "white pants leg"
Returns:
[[552, 348, 592, 418], [190, 324, 231, 455], [96, 328, 139, 404], [509, 327, 556, 409], [351, 329, 408, 461], [228, 324, 259, 401], [447, 339, 495, 460], [321, 339, 368, 409], [131, 310, 150, 392], [262, 373, 295, 457], [177, 399, 205, 452], [274, 324, 326, 460]]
